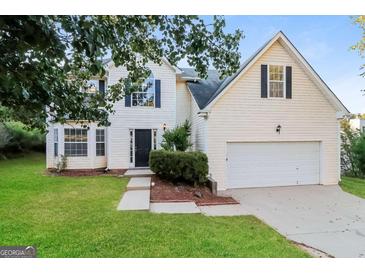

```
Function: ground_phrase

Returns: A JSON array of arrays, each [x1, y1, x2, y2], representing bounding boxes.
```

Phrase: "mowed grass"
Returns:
[[340, 176, 365, 199], [0, 153, 310, 258]]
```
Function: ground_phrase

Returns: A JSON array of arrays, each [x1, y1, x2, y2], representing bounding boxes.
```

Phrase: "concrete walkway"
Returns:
[[117, 177, 151, 211], [203, 185, 365, 258], [124, 168, 154, 177], [150, 202, 200, 214]]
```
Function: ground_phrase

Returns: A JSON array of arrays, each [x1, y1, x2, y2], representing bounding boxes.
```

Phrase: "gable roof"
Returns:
[[181, 68, 223, 109], [183, 31, 349, 115]]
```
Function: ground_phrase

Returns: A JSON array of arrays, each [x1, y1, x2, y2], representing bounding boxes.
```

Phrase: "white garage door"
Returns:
[[226, 142, 320, 188]]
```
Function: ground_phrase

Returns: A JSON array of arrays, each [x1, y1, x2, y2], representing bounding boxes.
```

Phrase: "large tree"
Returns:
[[0, 16, 243, 130], [352, 15, 365, 94]]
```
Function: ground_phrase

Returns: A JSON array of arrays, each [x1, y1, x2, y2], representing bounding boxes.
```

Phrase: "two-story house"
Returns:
[[46, 31, 349, 192]]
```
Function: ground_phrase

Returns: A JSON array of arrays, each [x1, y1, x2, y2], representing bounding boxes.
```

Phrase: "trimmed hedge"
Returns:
[[149, 150, 208, 185]]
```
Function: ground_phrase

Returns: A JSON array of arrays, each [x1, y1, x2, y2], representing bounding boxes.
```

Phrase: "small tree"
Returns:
[[352, 134, 365, 177], [341, 119, 361, 176], [161, 120, 192, 151]]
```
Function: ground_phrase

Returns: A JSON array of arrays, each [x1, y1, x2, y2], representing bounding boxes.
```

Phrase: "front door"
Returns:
[[134, 129, 152, 167]]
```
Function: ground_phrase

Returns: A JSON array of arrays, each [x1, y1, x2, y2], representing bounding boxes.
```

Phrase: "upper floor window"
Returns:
[[132, 75, 155, 107], [64, 128, 88, 157], [269, 65, 284, 98], [84, 80, 105, 94], [85, 80, 99, 93]]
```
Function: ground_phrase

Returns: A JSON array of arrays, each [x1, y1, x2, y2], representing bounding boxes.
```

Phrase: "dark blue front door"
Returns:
[[135, 129, 152, 167]]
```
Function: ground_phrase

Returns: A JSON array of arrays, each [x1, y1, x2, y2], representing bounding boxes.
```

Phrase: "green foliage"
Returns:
[[56, 155, 68, 172], [352, 134, 365, 176], [0, 122, 45, 157], [0, 16, 243, 130], [352, 16, 365, 93], [149, 149, 208, 185], [161, 120, 192, 151], [340, 119, 365, 177]]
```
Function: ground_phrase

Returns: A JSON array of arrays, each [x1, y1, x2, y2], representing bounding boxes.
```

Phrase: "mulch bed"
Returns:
[[150, 175, 239, 206], [47, 168, 126, 177]]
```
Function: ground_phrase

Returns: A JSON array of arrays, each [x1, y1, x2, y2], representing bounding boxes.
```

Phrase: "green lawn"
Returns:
[[340, 176, 365, 199], [0, 153, 309, 258]]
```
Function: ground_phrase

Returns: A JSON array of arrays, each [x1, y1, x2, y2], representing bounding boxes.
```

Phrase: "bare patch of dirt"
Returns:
[[150, 175, 238, 206]]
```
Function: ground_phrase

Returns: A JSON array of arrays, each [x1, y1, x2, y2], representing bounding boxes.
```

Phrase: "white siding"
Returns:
[[190, 98, 207, 152], [46, 122, 107, 169], [107, 61, 176, 169], [207, 41, 340, 191], [176, 81, 191, 125]]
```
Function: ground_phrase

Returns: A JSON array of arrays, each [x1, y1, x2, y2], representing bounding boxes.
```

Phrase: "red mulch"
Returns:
[[47, 168, 126, 177], [150, 175, 239, 206]]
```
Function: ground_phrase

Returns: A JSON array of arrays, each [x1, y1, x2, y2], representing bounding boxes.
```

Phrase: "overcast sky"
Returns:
[[178, 16, 365, 114]]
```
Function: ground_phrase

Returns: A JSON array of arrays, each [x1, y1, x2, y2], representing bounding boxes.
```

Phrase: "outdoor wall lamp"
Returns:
[[276, 124, 282, 134], [163, 123, 167, 131]]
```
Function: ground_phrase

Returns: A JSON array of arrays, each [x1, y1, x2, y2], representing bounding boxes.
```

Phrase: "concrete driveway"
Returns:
[[201, 185, 365, 257]]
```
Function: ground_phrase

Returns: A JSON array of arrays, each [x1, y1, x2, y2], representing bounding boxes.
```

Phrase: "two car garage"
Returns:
[[226, 142, 320, 189]]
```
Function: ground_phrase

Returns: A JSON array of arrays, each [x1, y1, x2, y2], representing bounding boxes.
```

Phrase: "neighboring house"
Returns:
[[46, 31, 349, 192], [349, 118, 365, 133]]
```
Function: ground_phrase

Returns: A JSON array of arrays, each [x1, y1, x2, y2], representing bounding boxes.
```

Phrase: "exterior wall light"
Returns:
[[276, 125, 282, 134], [163, 123, 167, 131]]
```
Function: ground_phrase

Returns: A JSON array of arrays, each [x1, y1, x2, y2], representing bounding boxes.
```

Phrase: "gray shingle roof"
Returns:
[[183, 36, 273, 110]]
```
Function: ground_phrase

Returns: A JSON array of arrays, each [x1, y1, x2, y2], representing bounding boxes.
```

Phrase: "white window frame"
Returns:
[[152, 129, 157, 150], [54, 128, 58, 157], [131, 76, 155, 108], [64, 128, 88, 157], [96, 129, 105, 157], [129, 129, 134, 166], [268, 64, 286, 99]]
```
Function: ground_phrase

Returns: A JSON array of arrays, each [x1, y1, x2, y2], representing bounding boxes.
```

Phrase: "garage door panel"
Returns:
[[227, 142, 320, 188]]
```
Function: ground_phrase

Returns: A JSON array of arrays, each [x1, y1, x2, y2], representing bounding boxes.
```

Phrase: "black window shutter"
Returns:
[[286, 66, 292, 99], [155, 79, 161, 108], [124, 79, 131, 107], [99, 80, 105, 95], [125, 94, 131, 107], [261, 65, 268, 98]]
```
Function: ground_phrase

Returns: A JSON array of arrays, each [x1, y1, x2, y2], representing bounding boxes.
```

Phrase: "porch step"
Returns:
[[117, 190, 150, 211], [123, 168, 154, 177], [126, 177, 151, 190]]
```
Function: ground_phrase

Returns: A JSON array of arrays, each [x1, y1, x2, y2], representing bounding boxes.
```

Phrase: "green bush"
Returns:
[[0, 122, 45, 157], [352, 134, 365, 177], [161, 120, 192, 151], [149, 149, 208, 185]]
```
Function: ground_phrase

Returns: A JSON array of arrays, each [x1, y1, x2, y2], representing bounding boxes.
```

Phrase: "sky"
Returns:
[[178, 16, 365, 114]]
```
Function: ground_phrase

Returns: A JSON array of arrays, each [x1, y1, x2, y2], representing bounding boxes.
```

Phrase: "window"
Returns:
[[96, 129, 105, 156], [269, 65, 285, 98], [84, 80, 99, 93], [153, 129, 157, 150], [132, 76, 155, 107], [129, 130, 134, 163], [54, 129, 58, 157], [64, 128, 88, 157]]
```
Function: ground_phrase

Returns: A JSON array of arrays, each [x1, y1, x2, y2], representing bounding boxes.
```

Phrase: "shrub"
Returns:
[[340, 119, 361, 176], [161, 120, 192, 151], [149, 149, 208, 185], [0, 121, 45, 157], [56, 155, 68, 172], [352, 134, 365, 177]]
